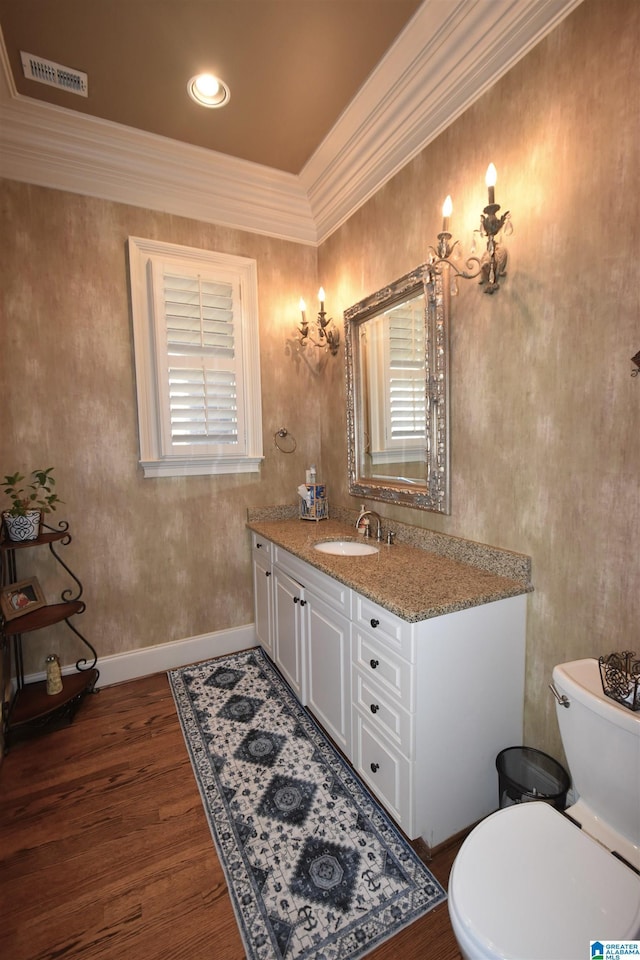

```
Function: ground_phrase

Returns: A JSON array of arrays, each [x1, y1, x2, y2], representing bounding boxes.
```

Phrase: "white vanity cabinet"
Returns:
[[273, 546, 352, 755], [251, 535, 274, 658], [250, 531, 527, 850], [351, 591, 527, 847]]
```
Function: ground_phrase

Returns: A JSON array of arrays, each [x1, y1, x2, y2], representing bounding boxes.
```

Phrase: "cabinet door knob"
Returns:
[[370, 659, 379, 669], [265, 570, 271, 577], [299, 599, 307, 607], [370, 703, 379, 714], [293, 596, 299, 604], [370, 762, 380, 773], [256, 542, 263, 548], [370, 618, 380, 628]]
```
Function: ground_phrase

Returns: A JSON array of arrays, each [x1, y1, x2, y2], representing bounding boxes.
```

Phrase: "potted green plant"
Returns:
[[2, 468, 63, 542]]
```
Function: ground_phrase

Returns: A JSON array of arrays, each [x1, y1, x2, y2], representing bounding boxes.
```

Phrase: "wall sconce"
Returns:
[[476, 163, 512, 293], [428, 164, 513, 295], [295, 288, 340, 356], [428, 195, 479, 294]]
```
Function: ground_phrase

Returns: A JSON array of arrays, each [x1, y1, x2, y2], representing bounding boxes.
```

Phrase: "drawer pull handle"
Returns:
[[370, 659, 379, 669], [370, 618, 380, 628], [370, 703, 379, 714], [370, 762, 380, 773]]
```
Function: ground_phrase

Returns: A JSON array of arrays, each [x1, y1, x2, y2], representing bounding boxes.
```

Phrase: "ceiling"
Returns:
[[0, 0, 584, 243], [0, 0, 421, 175]]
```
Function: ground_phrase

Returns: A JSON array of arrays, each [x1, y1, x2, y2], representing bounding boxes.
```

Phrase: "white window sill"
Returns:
[[140, 457, 263, 479]]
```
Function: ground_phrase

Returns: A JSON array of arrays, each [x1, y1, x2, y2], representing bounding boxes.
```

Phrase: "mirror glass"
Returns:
[[345, 264, 450, 513]]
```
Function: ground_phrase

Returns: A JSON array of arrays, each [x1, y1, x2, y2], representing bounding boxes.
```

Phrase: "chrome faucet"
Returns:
[[357, 510, 382, 541]]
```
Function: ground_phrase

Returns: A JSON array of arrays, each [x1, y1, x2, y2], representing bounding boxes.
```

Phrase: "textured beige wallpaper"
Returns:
[[319, 0, 640, 759], [0, 187, 321, 674], [1, 0, 638, 766]]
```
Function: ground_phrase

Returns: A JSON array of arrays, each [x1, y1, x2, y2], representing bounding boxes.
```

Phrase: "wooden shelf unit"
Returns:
[[1, 523, 99, 749]]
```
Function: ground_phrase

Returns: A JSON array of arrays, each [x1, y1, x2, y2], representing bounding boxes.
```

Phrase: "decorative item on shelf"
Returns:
[[295, 288, 340, 357], [1, 467, 62, 542], [45, 654, 63, 696], [426, 164, 513, 295], [598, 650, 639, 711], [632, 350, 640, 377], [0, 576, 46, 621]]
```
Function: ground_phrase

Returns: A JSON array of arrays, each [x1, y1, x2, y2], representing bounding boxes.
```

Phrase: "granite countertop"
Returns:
[[246, 512, 532, 623]]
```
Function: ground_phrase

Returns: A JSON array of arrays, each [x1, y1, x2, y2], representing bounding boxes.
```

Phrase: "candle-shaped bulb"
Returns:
[[298, 298, 308, 337], [485, 163, 497, 205], [318, 287, 325, 312], [441, 195, 452, 232]]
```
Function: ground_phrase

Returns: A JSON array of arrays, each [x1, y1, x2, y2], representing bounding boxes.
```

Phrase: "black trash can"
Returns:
[[496, 746, 570, 811]]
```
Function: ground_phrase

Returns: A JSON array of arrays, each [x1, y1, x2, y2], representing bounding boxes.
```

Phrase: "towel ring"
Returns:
[[274, 427, 297, 453]]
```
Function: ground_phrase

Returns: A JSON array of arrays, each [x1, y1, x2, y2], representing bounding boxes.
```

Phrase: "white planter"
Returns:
[[2, 510, 42, 542]]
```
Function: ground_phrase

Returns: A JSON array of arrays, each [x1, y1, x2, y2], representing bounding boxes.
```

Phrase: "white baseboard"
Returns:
[[24, 623, 258, 689]]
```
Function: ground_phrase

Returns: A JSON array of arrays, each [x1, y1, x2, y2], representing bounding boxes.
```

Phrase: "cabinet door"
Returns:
[[352, 711, 413, 834], [253, 553, 273, 658], [273, 566, 306, 702], [306, 593, 351, 755]]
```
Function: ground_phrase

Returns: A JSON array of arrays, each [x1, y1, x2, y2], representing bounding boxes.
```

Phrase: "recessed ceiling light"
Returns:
[[187, 73, 230, 109]]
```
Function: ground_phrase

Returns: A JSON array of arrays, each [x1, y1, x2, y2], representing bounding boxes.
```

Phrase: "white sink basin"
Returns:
[[314, 540, 379, 557]]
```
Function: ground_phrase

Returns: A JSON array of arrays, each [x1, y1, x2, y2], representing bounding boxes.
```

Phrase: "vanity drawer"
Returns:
[[352, 665, 414, 757], [352, 711, 413, 831], [353, 594, 415, 662], [252, 533, 273, 561], [352, 627, 414, 710], [275, 546, 351, 617]]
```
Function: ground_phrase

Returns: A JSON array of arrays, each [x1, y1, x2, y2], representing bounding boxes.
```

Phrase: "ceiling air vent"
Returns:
[[20, 51, 88, 97]]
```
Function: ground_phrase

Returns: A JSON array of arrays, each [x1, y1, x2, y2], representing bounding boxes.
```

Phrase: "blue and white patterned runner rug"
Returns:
[[168, 648, 446, 960]]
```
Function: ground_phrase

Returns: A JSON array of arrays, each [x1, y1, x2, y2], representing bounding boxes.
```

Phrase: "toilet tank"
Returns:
[[552, 658, 640, 861]]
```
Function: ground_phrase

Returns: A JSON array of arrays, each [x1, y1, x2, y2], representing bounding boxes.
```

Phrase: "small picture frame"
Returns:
[[1, 577, 46, 622]]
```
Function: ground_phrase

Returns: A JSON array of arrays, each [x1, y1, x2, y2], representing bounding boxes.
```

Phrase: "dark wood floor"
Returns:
[[0, 670, 463, 960]]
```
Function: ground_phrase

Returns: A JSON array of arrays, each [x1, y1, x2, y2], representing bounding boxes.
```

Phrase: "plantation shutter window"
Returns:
[[156, 269, 245, 455], [168, 368, 238, 446], [367, 300, 427, 464], [128, 238, 262, 478], [387, 305, 427, 447]]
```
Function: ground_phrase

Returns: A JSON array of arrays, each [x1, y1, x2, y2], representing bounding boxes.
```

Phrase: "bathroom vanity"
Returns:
[[248, 511, 531, 851]]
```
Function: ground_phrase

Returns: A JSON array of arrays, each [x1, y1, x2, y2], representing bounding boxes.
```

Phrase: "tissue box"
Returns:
[[299, 484, 329, 521]]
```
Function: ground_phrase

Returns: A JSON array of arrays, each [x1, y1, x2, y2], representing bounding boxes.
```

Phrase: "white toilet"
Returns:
[[448, 658, 640, 960]]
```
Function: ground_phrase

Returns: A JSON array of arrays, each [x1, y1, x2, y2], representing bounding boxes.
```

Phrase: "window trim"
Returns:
[[128, 236, 263, 478]]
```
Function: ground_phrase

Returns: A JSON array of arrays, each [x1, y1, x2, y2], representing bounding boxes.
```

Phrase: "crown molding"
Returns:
[[303, 0, 585, 242], [0, 38, 316, 244], [0, 0, 582, 246]]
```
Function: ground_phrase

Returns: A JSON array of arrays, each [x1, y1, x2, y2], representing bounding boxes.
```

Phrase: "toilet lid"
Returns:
[[450, 802, 640, 960]]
